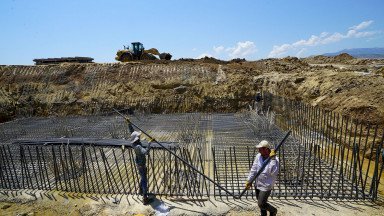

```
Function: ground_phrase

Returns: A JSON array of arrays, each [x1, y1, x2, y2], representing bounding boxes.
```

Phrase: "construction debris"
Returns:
[[33, 57, 94, 65]]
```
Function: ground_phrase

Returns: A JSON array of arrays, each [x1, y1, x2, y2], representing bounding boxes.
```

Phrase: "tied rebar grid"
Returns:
[[0, 113, 213, 199], [0, 143, 211, 198], [260, 92, 384, 201], [1, 95, 383, 201]]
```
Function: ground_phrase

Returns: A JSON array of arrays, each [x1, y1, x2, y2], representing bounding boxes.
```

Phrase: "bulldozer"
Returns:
[[115, 42, 172, 62]]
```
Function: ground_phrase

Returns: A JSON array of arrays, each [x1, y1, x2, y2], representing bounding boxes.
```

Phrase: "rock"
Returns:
[[1, 204, 11, 209], [173, 85, 187, 94], [159, 53, 172, 60], [334, 88, 342, 93], [309, 87, 320, 98], [294, 77, 305, 84]]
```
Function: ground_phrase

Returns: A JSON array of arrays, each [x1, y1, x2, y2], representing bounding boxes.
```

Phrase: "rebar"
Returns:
[[0, 93, 383, 201]]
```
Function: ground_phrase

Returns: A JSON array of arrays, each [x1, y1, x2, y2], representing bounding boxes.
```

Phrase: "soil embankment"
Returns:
[[1, 54, 383, 127]]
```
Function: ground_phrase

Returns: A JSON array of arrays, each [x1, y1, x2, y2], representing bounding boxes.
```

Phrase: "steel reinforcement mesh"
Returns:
[[1, 100, 383, 200]]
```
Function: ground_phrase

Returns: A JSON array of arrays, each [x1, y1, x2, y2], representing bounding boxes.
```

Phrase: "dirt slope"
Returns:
[[0, 55, 383, 126]]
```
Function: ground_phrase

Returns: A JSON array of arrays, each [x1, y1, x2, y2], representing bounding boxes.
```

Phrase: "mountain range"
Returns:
[[322, 48, 384, 59]]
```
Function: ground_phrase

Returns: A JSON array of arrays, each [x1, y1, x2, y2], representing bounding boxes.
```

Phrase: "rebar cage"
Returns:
[[1, 93, 383, 201]]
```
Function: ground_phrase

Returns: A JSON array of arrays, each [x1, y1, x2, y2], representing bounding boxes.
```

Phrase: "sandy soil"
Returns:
[[1, 54, 384, 127], [1, 190, 383, 216]]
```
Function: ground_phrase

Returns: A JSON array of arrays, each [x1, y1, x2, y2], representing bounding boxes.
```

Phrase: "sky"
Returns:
[[0, 0, 383, 65]]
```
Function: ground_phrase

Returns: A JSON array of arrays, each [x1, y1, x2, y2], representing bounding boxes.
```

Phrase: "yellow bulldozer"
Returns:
[[115, 42, 172, 62]]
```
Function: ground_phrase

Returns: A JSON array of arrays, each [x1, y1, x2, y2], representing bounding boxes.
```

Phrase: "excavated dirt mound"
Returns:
[[0, 56, 384, 127], [304, 53, 371, 65]]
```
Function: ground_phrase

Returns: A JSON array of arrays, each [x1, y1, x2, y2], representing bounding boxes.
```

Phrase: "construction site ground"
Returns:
[[1, 54, 384, 215], [1, 54, 384, 126], [1, 190, 384, 216]]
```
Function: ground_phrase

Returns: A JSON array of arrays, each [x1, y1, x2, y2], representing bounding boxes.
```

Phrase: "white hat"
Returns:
[[130, 131, 142, 144], [255, 140, 271, 149]]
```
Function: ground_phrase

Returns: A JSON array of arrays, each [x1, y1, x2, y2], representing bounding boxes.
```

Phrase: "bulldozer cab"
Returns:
[[131, 42, 144, 57]]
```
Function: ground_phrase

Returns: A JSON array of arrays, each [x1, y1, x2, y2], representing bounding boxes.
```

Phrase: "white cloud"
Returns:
[[226, 41, 257, 58], [268, 44, 292, 58], [321, 32, 344, 44], [197, 41, 257, 60], [350, 20, 373, 31], [268, 20, 377, 58], [213, 46, 225, 53]]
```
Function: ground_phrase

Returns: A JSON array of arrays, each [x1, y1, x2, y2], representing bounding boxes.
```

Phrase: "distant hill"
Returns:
[[323, 48, 384, 59]]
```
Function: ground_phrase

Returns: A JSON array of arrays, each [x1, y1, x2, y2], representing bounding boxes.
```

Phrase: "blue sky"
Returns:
[[1, 0, 383, 65]]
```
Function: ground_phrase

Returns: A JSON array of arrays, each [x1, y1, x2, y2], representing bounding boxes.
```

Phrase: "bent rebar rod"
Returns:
[[113, 108, 236, 197], [237, 130, 291, 199]]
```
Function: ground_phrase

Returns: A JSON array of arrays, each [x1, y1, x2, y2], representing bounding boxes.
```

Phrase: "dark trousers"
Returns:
[[138, 165, 148, 198], [256, 189, 277, 216]]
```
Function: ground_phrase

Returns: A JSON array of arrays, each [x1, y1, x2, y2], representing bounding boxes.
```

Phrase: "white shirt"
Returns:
[[247, 153, 279, 191]]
